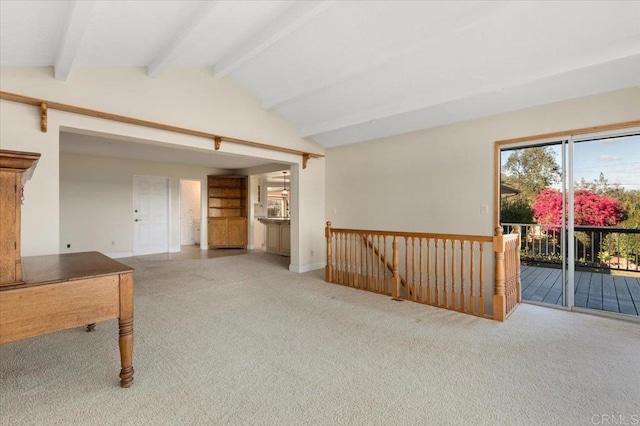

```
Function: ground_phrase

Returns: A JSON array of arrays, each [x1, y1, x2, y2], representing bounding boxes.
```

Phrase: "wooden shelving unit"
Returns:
[[207, 175, 248, 248]]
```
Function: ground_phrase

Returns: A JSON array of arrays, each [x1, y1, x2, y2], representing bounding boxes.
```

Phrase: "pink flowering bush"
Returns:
[[533, 189, 622, 226]]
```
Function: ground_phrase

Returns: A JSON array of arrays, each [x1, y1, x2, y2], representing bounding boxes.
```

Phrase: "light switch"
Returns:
[[480, 205, 489, 215]]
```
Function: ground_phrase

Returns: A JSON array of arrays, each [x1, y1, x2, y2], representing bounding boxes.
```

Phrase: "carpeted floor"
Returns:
[[1, 251, 639, 425]]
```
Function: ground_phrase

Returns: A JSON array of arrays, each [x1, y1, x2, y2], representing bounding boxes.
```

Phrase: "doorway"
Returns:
[[179, 179, 202, 248], [499, 128, 640, 318], [133, 175, 169, 256]]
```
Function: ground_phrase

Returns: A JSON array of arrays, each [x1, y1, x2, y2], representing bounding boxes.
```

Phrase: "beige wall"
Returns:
[[0, 67, 326, 270], [325, 87, 640, 236], [60, 152, 221, 257]]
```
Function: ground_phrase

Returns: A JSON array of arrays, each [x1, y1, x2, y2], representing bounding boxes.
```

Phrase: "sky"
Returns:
[[501, 133, 640, 191], [573, 134, 639, 190]]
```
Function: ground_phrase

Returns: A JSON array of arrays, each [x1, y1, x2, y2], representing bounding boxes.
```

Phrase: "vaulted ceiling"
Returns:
[[1, 1, 639, 148]]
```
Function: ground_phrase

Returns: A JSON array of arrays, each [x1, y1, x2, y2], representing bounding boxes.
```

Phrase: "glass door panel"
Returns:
[[572, 133, 640, 317], [500, 141, 568, 307]]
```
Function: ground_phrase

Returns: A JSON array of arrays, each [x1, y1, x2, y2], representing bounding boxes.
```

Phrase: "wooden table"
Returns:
[[0, 251, 134, 387]]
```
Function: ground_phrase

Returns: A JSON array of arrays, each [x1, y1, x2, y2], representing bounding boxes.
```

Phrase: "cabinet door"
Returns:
[[266, 224, 280, 252], [227, 218, 247, 247], [280, 225, 290, 254], [0, 171, 19, 285], [208, 218, 228, 248]]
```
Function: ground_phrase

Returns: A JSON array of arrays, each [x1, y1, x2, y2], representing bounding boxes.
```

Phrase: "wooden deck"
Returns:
[[521, 265, 640, 317]]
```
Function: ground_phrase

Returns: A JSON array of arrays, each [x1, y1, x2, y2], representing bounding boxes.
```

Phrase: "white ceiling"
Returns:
[[60, 131, 275, 170], [2, 1, 639, 148]]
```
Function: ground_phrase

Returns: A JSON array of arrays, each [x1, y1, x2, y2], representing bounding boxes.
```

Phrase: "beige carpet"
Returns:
[[1, 251, 639, 425]]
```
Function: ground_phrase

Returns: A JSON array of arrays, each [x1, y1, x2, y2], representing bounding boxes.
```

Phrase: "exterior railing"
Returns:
[[325, 223, 521, 321], [502, 223, 640, 272]]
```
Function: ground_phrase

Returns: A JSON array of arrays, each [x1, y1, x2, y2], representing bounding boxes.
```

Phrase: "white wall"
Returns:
[[0, 67, 326, 270], [60, 152, 222, 257], [325, 87, 640, 236], [180, 180, 201, 245]]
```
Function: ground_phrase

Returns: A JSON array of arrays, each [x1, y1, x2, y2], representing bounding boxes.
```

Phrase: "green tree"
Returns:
[[502, 147, 561, 200]]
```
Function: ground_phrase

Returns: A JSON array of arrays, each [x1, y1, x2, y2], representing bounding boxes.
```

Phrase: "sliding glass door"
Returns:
[[500, 139, 569, 308], [500, 127, 640, 318], [571, 131, 640, 317]]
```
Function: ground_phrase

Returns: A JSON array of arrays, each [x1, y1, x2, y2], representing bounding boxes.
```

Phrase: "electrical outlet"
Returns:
[[111, 241, 116, 246], [480, 205, 489, 215], [310, 250, 314, 257], [333, 207, 338, 214]]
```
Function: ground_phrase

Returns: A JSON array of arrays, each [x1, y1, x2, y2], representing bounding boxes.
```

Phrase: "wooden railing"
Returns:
[[493, 226, 521, 321], [325, 223, 521, 321]]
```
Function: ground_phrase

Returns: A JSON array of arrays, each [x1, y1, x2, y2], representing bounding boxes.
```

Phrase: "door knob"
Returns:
[[134, 219, 140, 222]]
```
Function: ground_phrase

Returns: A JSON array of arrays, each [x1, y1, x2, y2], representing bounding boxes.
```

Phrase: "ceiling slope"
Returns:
[[1, 0, 638, 147]]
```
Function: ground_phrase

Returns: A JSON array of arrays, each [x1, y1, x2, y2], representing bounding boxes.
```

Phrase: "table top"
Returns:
[[2, 252, 133, 290]]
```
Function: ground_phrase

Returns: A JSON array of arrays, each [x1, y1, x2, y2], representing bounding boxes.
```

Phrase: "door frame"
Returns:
[[497, 136, 571, 310], [132, 174, 170, 256], [494, 120, 640, 319]]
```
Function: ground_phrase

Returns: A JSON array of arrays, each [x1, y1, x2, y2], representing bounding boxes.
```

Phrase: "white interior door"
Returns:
[[133, 175, 169, 255]]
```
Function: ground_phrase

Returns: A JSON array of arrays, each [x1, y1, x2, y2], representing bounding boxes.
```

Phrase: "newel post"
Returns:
[[325, 222, 333, 282], [512, 225, 522, 303], [493, 226, 506, 322], [392, 236, 400, 298]]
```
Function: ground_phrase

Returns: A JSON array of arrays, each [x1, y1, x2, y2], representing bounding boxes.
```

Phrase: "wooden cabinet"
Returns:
[[208, 217, 248, 248], [0, 150, 40, 287], [207, 175, 248, 248], [263, 220, 290, 256]]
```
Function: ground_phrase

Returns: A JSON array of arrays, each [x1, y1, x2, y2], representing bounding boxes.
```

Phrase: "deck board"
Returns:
[[520, 265, 639, 317], [587, 273, 603, 310]]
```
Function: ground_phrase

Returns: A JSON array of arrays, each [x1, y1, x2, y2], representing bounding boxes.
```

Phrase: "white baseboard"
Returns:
[[289, 262, 326, 273], [104, 251, 134, 259]]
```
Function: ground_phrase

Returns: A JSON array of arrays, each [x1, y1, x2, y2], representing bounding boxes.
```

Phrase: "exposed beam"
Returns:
[[300, 43, 640, 138], [261, 1, 510, 110], [212, 1, 331, 80], [54, 0, 96, 81], [148, 1, 220, 78]]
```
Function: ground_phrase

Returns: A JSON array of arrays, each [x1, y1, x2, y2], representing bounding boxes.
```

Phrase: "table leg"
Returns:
[[118, 317, 134, 388], [86, 323, 96, 332], [118, 272, 134, 388]]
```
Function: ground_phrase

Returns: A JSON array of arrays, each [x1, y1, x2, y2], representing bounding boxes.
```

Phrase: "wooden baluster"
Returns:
[[369, 234, 374, 291], [470, 241, 476, 316], [391, 236, 399, 298], [426, 239, 431, 305], [493, 227, 507, 322], [411, 237, 420, 301], [350, 233, 354, 287], [325, 222, 333, 283], [443, 240, 448, 308], [377, 235, 382, 293], [345, 233, 350, 286], [363, 235, 368, 289], [451, 240, 456, 310], [355, 233, 360, 289], [460, 240, 465, 313], [512, 225, 522, 303], [336, 233, 342, 284], [403, 237, 408, 299], [435, 239, 440, 306], [479, 242, 485, 318], [419, 238, 424, 303], [383, 236, 388, 294], [371, 234, 376, 291], [339, 233, 344, 285]]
